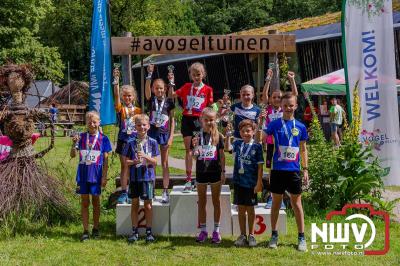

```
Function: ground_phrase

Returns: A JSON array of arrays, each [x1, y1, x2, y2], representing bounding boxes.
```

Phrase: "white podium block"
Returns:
[[116, 196, 170, 236], [231, 204, 287, 236], [170, 185, 232, 236]]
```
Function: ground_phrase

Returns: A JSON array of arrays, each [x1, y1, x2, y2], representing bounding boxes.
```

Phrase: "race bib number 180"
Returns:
[[278, 146, 299, 162]]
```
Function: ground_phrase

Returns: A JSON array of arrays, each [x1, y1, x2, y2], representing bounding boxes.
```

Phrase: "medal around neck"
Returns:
[[291, 127, 299, 136]]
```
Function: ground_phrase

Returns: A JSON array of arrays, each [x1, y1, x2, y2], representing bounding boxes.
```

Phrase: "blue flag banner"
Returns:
[[89, 0, 116, 125]]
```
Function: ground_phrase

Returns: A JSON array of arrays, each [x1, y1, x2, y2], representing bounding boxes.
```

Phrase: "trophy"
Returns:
[[135, 140, 144, 166], [167, 65, 175, 87], [226, 110, 234, 137], [259, 103, 267, 129], [192, 131, 201, 156], [113, 63, 121, 85]]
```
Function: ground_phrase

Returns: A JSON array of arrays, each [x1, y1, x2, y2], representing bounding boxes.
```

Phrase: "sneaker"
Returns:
[[298, 238, 307, 252], [127, 232, 139, 244], [234, 234, 248, 247], [91, 228, 100, 239], [191, 180, 197, 192], [117, 192, 128, 204], [268, 235, 278, 249], [161, 190, 169, 203], [264, 196, 272, 209], [146, 233, 156, 243], [248, 234, 257, 247], [211, 231, 221, 244], [196, 231, 208, 243], [80, 231, 89, 242], [183, 181, 192, 193]]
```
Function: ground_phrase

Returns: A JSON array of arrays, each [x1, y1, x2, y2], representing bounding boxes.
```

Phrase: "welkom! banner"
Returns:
[[342, 0, 400, 185], [89, 0, 116, 125]]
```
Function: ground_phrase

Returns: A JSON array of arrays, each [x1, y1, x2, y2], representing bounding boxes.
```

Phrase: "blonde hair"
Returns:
[[189, 62, 207, 79], [201, 107, 221, 146], [240, 84, 255, 94], [86, 111, 100, 122], [134, 114, 150, 124], [121, 85, 138, 104]]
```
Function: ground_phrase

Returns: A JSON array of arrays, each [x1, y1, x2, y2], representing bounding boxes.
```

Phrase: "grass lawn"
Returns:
[[0, 210, 399, 265], [1, 129, 400, 265]]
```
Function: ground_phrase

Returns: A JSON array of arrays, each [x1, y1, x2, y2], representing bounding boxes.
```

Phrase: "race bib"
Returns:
[[151, 111, 169, 127], [80, 150, 101, 164], [198, 145, 217, 160], [187, 96, 205, 111], [278, 146, 299, 162]]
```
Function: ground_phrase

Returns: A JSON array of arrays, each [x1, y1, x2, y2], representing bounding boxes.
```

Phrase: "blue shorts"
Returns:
[[148, 127, 170, 146], [129, 180, 154, 200], [330, 123, 340, 133], [76, 182, 102, 195]]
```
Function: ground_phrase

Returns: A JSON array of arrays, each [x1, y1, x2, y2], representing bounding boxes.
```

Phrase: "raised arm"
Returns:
[[167, 109, 175, 147], [113, 68, 121, 107], [287, 71, 298, 96], [262, 69, 273, 105], [145, 64, 154, 101], [224, 129, 232, 152]]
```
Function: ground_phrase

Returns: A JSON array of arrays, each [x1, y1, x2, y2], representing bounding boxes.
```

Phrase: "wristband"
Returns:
[[112, 79, 119, 85], [265, 76, 272, 82], [146, 72, 153, 80]]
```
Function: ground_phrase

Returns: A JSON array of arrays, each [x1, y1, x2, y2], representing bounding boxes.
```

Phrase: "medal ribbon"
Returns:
[[281, 118, 296, 147], [154, 97, 165, 123], [200, 129, 213, 162], [187, 82, 204, 111], [85, 132, 99, 162], [239, 139, 254, 171]]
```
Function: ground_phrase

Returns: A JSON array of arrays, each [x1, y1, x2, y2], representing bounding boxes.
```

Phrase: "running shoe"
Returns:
[[183, 181, 192, 193], [127, 232, 139, 244], [298, 237, 308, 252], [268, 235, 279, 249], [196, 231, 208, 243], [146, 233, 156, 243], [248, 234, 257, 247], [211, 231, 221, 244], [80, 231, 90, 242], [91, 228, 100, 239], [117, 192, 128, 204], [234, 234, 248, 247], [161, 190, 169, 203]]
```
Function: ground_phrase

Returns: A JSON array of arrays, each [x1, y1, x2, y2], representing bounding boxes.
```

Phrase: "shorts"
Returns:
[[181, 115, 201, 137], [129, 180, 154, 200], [330, 123, 340, 133], [270, 170, 302, 195], [148, 127, 170, 146], [233, 184, 258, 206], [265, 143, 274, 169], [76, 182, 101, 196], [196, 174, 221, 184], [115, 139, 127, 155]]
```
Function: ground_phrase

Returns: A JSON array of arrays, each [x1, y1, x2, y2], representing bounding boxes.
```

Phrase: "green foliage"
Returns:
[[305, 91, 386, 211], [363, 194, 400, 218], [279, 53, 289, 90], [335, 140, 385, 207], [0, 0, 64, 82], [192, 0, 274, 34]]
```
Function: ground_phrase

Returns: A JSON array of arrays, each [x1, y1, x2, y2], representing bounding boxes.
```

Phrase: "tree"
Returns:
[[0, 0, 64, 82]]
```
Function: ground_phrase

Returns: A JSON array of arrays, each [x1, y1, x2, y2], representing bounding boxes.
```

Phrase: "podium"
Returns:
[[231, 204, 287, 235], [115, 185, 287, 237], [116, 196, 170, 235], [169, 185, 232, 235]]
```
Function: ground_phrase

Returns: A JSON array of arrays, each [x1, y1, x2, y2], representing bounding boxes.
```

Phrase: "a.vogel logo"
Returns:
[[310, 204, 390, 255]]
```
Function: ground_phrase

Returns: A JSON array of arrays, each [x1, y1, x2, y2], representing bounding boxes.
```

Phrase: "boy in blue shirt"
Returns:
[[225, 119, 263, 247], [71, 111, 112, 242], [122, 114, 160, 243], [265, 92, 309, 252]]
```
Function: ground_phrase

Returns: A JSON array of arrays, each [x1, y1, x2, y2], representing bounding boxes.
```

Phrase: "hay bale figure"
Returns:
[[0, 64, 72, 220]]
